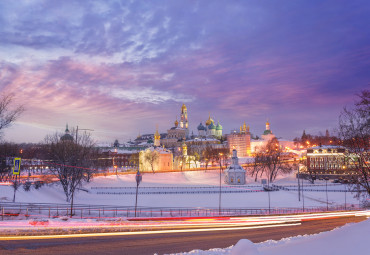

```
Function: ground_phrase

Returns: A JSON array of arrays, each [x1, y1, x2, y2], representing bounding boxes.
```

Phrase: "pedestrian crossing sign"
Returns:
[[13, 158, 21, 175]]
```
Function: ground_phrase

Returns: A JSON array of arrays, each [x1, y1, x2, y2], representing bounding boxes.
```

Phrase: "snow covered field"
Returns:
[[0, 171, 363, 209], [172, 218, 370, 255]]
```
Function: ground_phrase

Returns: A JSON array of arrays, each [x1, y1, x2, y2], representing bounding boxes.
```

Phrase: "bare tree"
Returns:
[[201, 143, 214, 169], [44, 131, 99, 216], [0, 143, 19, 182], [144, 150, 159, 173], [0, 143, 22, 201], [252, 138, 293, 183], [0, 93, 24, 138], [129, 152, 140, 170], [338, 90, 369, 197]]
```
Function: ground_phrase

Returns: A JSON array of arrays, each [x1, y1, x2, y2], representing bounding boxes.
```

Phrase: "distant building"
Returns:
[[227, 122, 251, 157], [251, 120, 276, 153], [174, 140, 200, 170], [60, 124, 74, 142], [197, 114, 223, 139], [139, 146, 173, 172], [161, 104, 189, 148], [154, 127, 161, 147], [224, 149, 246, 185], [261, 120, 274, 140], [302, 145, 358, 180]]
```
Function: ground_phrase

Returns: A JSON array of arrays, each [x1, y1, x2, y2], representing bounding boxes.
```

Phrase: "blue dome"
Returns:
[[197, 122, 205, 130], [208, 123, 216, 129]]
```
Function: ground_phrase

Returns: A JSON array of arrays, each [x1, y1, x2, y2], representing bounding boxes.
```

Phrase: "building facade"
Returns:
[[227, 122, 251, 157], [302, 145, 358, 180], [139, 147, 173, 172]]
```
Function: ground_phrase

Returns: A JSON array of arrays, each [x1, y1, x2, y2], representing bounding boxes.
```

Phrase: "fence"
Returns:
[[92, 186, 264, 195], [272, 184, 366, 193], [0, 202, 361, 221]]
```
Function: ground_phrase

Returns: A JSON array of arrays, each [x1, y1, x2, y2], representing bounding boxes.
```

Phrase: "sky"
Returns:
[[0, 0, 369, 143]]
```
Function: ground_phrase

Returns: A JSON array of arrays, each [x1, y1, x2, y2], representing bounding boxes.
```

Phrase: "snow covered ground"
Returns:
[[171, 218, 370, 255], [0, 171, 364, 209]]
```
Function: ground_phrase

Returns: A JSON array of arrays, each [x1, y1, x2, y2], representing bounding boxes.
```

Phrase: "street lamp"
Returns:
[[325, 177, 329, 211], [219, 153, 223, 215], [344, 184, 347, 210], [135, 170, 142, 217], [297, 164, 301, 202]]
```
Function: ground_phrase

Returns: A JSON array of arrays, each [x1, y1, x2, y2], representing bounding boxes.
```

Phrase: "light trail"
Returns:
[[0, 210, 367, 236], [0, 222, 301, 240]]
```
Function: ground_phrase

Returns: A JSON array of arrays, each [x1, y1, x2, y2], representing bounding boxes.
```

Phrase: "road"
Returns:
[[0, 215, 366, 255]]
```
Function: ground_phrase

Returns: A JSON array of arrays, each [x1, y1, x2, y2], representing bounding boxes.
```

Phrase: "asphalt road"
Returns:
[[0, 216, 366, 255]]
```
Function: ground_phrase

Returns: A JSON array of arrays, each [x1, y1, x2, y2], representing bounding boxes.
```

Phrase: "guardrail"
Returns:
[[0, 202, 362, 221]]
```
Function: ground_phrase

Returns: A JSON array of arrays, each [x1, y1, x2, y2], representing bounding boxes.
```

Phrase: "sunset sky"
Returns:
[[1, 0, 369, 143]]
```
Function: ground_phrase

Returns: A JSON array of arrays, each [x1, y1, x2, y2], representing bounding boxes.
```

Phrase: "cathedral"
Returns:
[[161, 104, 189, 147], [197, 114, 223, 139]]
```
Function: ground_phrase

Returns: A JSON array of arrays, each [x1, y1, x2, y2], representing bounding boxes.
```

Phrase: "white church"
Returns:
[[224, 149, 246, 185]]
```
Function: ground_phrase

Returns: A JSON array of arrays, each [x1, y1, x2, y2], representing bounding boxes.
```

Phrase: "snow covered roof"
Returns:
[[225, 164, 246, 173]]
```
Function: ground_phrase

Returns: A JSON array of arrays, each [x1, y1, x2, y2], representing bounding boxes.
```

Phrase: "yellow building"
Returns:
[[139, 147, 173, 172], [227, 122, 251, 157]]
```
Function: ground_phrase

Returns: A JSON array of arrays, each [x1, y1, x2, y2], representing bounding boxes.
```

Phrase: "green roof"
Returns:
[[263, 130, 272, 135]]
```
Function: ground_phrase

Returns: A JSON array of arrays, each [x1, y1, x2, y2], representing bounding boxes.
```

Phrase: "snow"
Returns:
[[0, 171, 362, 209], [169, 219, 370, 255], [230, 239, 259, 255]]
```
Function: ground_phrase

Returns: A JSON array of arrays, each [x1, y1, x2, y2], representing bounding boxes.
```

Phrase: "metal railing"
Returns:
[[0, 202, 362, 221]]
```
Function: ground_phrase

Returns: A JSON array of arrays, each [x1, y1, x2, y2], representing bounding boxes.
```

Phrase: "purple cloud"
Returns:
[[0, 0, 369, 142]]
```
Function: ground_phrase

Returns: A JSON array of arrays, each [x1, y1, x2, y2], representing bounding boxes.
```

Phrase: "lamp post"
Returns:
[[302, 175, 305, 212], [219, 153, 223, 215], [297, 164, 301, 202], [325, 177, 329, 211], [344, 184, 347, 210], [135, 170, 142, 217]]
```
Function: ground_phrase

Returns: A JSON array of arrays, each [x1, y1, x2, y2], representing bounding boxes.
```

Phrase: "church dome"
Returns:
[[263, 129, 272, 135], [216, 122, 223, 130], [61, 133, 74, 141], [174, 119, 179, 127], [208, 122, 216, 129], [197, 122, 205, 130], [61, 124, 74, 142], [181, 104, 187, 112], [205, 114, 214, 126]]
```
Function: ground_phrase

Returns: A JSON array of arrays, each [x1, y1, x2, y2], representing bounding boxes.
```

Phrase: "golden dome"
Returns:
[[174, 119, 179, 127], [181, 104, 187, 112], [205, 113, 214, 126], [154, 126, 160, 137]]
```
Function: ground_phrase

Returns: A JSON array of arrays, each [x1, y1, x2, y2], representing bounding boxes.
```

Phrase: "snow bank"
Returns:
[[172, 219, 370, 255], [230, 239, 259, 255]]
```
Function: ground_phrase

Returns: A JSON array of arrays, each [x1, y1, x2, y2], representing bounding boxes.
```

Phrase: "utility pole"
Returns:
[[297, 165, 301, 201], [75, 125, 94, 142], [219, 153, 223, 215], [325, 177, 329, 211], [302, 176, 305, 212], [135, 170, 142, 217]]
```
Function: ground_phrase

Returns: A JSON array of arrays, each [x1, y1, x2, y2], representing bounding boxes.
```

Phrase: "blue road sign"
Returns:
[[13, 158, 21, 175]]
